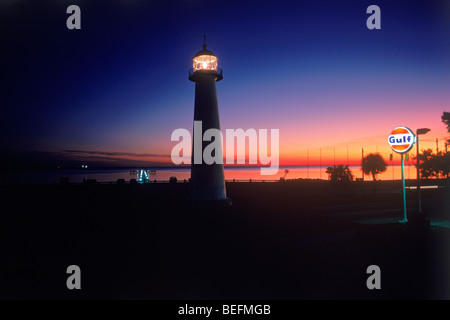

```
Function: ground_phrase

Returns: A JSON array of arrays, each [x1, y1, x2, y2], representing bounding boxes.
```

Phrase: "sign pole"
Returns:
[[388, 126, 415, 224], [401, 153, 408, 223], [416, 132, 422, 214]]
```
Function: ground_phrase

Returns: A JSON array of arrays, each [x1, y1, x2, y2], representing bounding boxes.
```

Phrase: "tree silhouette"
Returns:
[[417, 148, 450, 179], [283, 169, 289, 179], [361, 153, 387, 181], [415, 112, 450, 179], [442, 111, 450, 144], [326, 165, 353, 182], [441, 111, 450, 178]]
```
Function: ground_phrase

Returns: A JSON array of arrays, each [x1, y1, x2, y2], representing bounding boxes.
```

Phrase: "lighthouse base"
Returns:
[[186, 198, 232, 208]]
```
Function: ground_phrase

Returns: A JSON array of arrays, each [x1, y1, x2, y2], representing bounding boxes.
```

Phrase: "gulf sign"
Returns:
[[388, 126, 416, 154]]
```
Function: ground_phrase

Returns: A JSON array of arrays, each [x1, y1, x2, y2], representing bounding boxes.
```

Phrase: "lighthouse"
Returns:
[[188, 41, 231, 205]]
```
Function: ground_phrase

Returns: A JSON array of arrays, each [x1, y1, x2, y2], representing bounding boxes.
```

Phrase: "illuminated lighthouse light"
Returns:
[[193, 54, 218, 72]]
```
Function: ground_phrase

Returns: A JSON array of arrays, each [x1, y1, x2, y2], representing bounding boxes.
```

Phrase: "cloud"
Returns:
[[1, 149, 173, 169], [61, 149, 171, 158], [57, 149, 173, 167]]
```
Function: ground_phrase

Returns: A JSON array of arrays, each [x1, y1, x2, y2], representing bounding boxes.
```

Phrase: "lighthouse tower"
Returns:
[[188, 41, 230, 205]]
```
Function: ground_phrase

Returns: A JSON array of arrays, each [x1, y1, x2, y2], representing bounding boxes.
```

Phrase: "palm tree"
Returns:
[[361, 153, 387, 181], [325, 165, 353, 182], [283, 169, 289, 179]]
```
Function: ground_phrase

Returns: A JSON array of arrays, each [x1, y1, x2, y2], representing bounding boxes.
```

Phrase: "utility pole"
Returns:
[[391, 153, 394, 180], [320, 148, 322, 180], [361, 147, 364, 181], [334, 147, 336, 167], [416, 128, 431, 214], [408, 153, 410, 179], [307, 148, 309, 179], [347, 146, 349, 166]]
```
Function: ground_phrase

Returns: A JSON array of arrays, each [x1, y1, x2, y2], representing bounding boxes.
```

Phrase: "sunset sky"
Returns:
[[1, 0, 449, 168]]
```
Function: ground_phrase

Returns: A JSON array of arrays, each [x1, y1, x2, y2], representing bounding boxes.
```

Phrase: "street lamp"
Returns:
[[416, 128, 430, 214]]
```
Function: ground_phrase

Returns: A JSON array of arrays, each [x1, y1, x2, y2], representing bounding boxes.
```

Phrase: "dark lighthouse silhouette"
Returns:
[[188, 40, 231, 205]]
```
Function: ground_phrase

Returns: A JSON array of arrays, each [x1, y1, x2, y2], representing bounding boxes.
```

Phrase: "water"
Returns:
[[0, 165, 419, 185]]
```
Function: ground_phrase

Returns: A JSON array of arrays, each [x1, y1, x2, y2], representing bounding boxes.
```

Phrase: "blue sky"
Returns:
[[1, 0, 449, 167]]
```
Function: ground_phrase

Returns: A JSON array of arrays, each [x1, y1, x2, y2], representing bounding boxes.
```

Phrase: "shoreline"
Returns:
[[0, 163, 430, 185], [1, 177, 448, 187]]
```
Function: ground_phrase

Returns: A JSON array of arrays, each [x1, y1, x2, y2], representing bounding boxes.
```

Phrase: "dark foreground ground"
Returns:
[[1, 179, 450, 299]]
